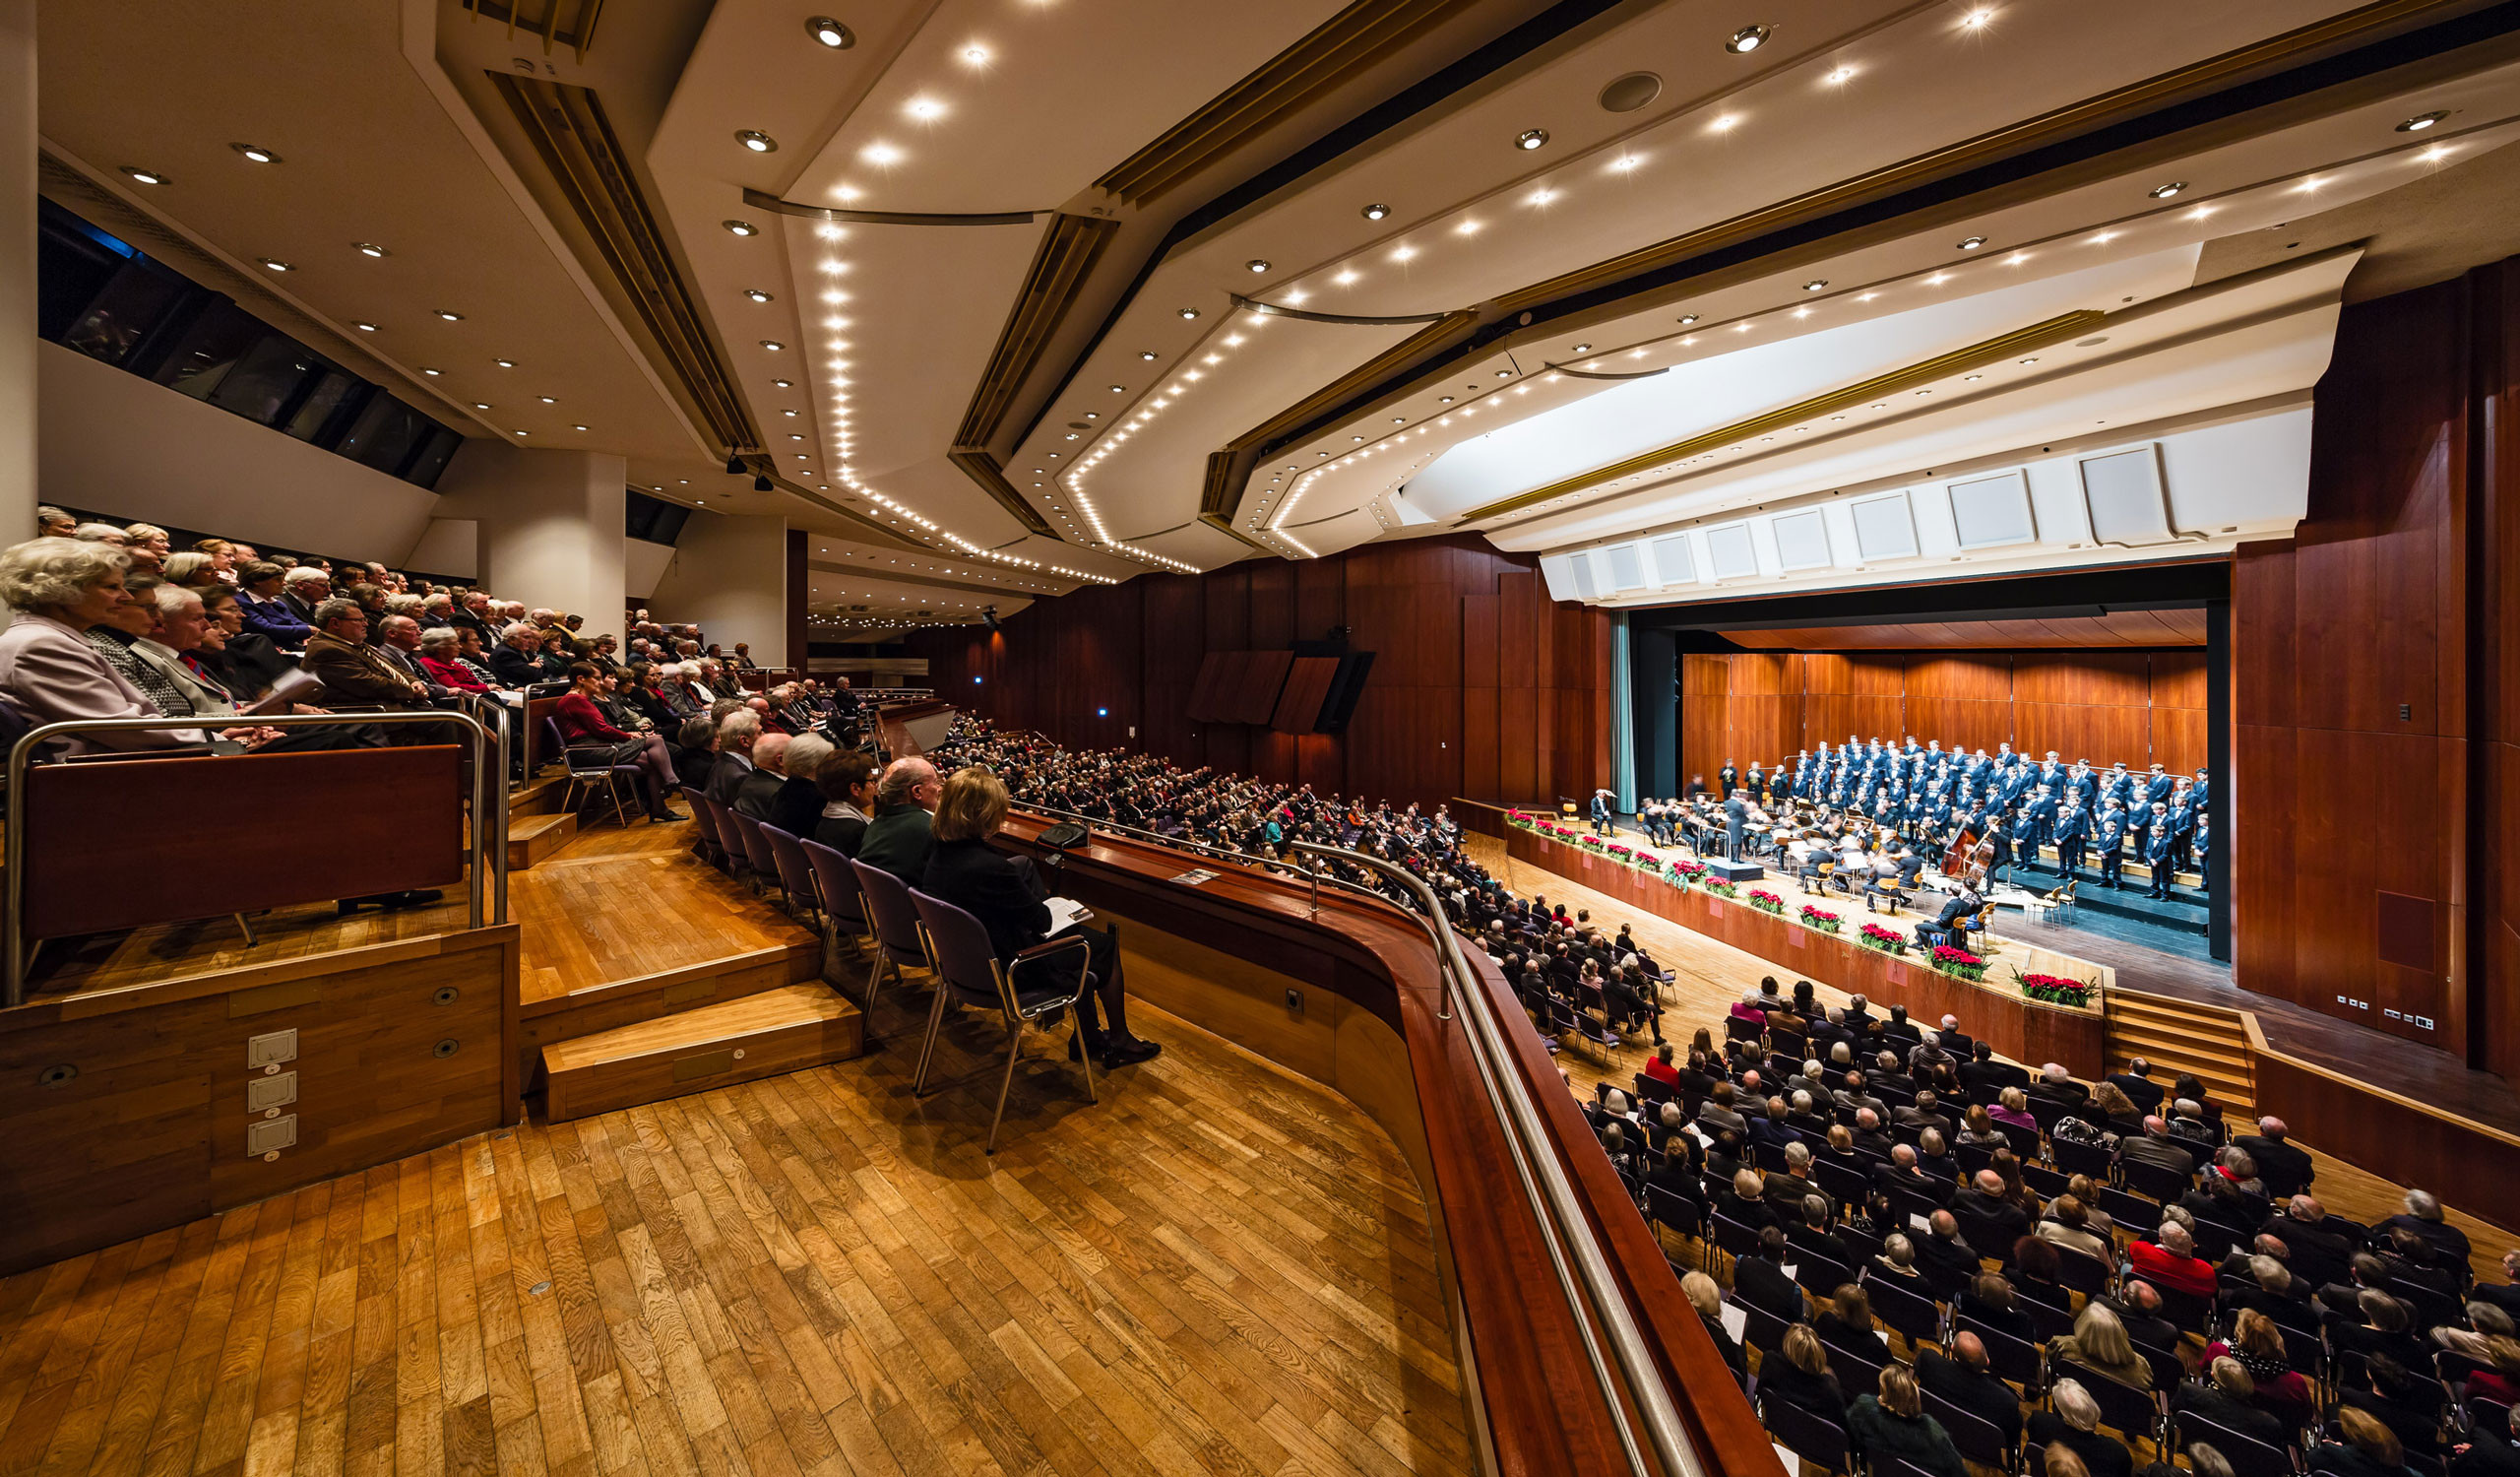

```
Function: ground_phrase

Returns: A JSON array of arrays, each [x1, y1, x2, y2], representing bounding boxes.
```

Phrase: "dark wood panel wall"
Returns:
[[1676, 650, 2208, 789], [905, 536, 1612, 810], [2234, 261, 2520, 1081]]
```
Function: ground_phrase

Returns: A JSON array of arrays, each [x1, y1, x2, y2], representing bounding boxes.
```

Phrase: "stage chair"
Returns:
[[906, 887, 1096, 1155], [799, 836, 869, 973], [547, 716, 641, 828]]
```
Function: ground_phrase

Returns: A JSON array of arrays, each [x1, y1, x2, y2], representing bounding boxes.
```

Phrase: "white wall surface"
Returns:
[[430, 441, 625, 629], [623, 537, 675, 601], [646, 512, 788, 666]]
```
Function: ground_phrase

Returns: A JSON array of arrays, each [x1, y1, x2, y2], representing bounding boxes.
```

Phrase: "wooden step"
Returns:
[[541, 985, 862, 1123], [2105, 1022, 2249, 1060], [507, 775, 570, 817], [506, 811, 579, 870], [2110, 993, 2245, 1027]]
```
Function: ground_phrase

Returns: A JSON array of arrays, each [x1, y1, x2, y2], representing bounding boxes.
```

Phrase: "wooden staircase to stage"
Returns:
[[2104, 988, 2256, 1117]]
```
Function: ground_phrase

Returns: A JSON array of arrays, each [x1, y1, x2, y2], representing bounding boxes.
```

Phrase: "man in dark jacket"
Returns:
[[1918, 1334, 2022, 1444], [2232, 1117, 2314, 1200], [855, 756, 941, 885]]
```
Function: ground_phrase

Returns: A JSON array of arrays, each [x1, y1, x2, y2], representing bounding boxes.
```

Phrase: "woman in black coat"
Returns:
[[917, 765, 1159, 1069]]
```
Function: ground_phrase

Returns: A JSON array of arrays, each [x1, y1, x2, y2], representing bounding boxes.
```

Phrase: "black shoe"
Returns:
[[1101, 1035, 1161, 1067], [338, 896, 383, 916], [1069, 1030, 1107, 1062], [650, 808, 687, 823]]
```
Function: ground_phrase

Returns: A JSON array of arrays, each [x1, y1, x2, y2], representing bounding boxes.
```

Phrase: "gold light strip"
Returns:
[[1456, 309, 2107, 523]]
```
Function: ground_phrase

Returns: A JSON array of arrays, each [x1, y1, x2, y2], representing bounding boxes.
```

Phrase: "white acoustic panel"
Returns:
[[1605, 542, 1646, 591], [1704, 523, 1758, 580], [1849, 492, 1920, 560], [1770, 509, 1832, 571], [1648, 534, 1695, 585], [1946, 469, 2037, 549], [2079, 444, 2179, 546], [1568, 550, 1599, 600]]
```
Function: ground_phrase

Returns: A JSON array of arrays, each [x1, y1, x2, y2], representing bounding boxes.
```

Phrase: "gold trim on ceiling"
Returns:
[[948, 450, 1055, 538], [1233, 292, 1453, 327], [1455, 310, 2107, 524], [1095, 0, 1465, 207], [490, 74, 758, 459]]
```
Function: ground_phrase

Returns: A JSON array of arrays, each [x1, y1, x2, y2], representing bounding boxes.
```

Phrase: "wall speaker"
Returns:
[[1568, 550, 1599, 600], [1770, 509, 1832, 571], [1605, 543, 1646, 591], [1947, 469, 2037, 549], [1649, 533, 1695, 585], [1704, 523, 1758, 580], [2078, 444, 2180, 546]]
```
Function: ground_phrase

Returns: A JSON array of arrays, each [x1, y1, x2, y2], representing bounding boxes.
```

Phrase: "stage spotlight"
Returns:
[[724, 455, 746, 475], [753, 475, 774, 491], [982, 606, 1002, 632]]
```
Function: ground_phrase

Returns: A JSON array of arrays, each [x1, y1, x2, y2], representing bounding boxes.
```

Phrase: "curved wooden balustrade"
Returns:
[[991, 809, 1781, 1477]]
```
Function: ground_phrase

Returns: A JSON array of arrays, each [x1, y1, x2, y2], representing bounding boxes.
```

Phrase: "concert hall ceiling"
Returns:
[[34, 0, 2520, 627]]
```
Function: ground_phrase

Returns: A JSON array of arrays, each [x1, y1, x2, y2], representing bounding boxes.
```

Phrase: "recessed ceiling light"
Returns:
[[1961, 8, 1992, 28], [420, 366, 442, 376], [231, 143, 281, 163], [2397, 110, 2449, 132], [538, 395, 556, 404], [1245, 259, 1271, 274], [352, 241, 389, 258], [353, 322, 377, 332], [743, 289, 774, 302], [1802, 280, 1827, 291], [961, 43, 990, 65], [1571, 343, 1592, 353], [2019, 356, 2039, 364], [1824, 66, 1857, 85], [119, 166, 168, 186], [514, 429, 529, 437], [735, 130, 779, 154], [724, 220, 760, 236], [1963, 373, 1982, 381], [1176, 307, 1199, 320], [2148, 181, 2186, 200], [1440, 396, 1453, 404], [806, 16, 855, 47], [1957, 235, 1987, 250], [472, 402, 489, 410], [258, 258, 292, 273], [761, 340, 785, 351], [495, 358, 516, 368], [1725, 23, 1771, 53], [573, 424, 588, 431], [772, 378, 792, 388], [1515, 127, 1550, 151], [1678, 314, 1699, 325], [1361, 202, 1392, 221]]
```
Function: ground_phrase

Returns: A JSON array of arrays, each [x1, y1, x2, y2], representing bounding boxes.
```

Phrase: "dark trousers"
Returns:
[[1726, 826, 1744, 862], [1045, 924, 1133, 1041], [2057, 839, 2086, 875], [2145, 856, 2172, 898], [2099, 849, 2123, 888]]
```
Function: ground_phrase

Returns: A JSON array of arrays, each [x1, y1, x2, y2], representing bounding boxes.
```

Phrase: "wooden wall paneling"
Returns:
[[1271, 655, 1340, 734], [1248, 559, 1294, 650], [1234, 649, 1294, 726], [2014, 651, 2149, 707], [1463, 681, 1501, 801], [1204, 565, 1250, 658], [2236, 723, 2299, 1007], [1186, 651, 1228, 723], [1851, 654, 1909, 698], [2371, 733, 2454, 1045], [2150, 651, 2209, 710], [2234, 541, 2300, 730], [2152, 706, 2208, 775], [1906, 655, 2014, 703], [1295, 552, 1346, 643], [1500, 683, 1544, 803]]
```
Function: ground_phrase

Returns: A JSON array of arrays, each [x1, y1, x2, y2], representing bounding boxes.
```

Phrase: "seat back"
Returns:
[[1922, 1391, 2015, 1470], [2120, 1157, 2194, 1204], [799, 837, 865, 930], [1821, 1337, 1885, 1401], [761, 822, 818, 908], [699, 796, 746, 867], [1957, 1316, 2046, 1390], [904, 888, 1013, 1013], [2057, 1359, 2162, 1443], [725, 807, 782, 877], [2098, 1185, 2164, 1238], [1758, 1394, 1850, 1474], [850, 857, 929, 958], [2174, 1411, 2293, 1477], [1862, 1270, 1944, 1343]]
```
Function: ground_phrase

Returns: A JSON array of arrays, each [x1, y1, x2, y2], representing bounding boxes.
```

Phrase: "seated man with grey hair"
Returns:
[[854, 756, 940, 885], [487, 622, 547, 688], [704, 708, 761, 807], [730, 730, 791, 820], [763, 732, 833, 836]]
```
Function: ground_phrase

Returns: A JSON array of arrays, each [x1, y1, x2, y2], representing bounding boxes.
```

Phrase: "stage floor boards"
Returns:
[[511, 820, 818, 1008], [1462, 834, 2517, 1286], [0, 994, 1465, 1477]]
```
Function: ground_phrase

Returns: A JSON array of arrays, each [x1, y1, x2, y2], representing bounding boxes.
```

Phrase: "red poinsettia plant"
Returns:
[[1747, 889, 1786, 914], [1931, 943, 1988, 981], [2014, 969, 2098, 1008], [1799, 904, 1842, 932], [1858, 923, 1908, 954]]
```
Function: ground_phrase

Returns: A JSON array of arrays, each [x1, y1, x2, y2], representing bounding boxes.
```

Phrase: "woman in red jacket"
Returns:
[[554, 663, 684, 822]]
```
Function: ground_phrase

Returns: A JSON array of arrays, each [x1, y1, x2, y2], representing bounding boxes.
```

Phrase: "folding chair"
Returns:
[[850, 858, 933, 1033], [2173, 1411, 2295, 1477], [549, 717, 642, 827], [2027, 1096, 2071, 1137], [800, 836, 868, 952], [681, 785, 726, 866], [1821, 1338, 1885, 1401], [2097, 1186, 2163, 1239], [1812, 1156, 1868, 1211], [1956, 1141, 1996, 1181], [906, 887, 1096, 1155], [1645, 1185, 1703, 1263], [2119, 1158, 2195, 1205], [2056, 1359, 2165, 1451], [1922, 1392, 2017, 1472], [760, 823, 821, 929], [1995, 1122, 2045, 1161], [2053, 1247, 2112, 1297], [1725, 1291, 1790, 1357], [1861, 1270, 1946, 1349], [1759, 1395, 1852, 1475], [2050, 1136, 2114, 1181], [723, 809, 786, 904], [700, 797, 750, 877], [1795, 1252, 1854, 1304], [2023, 1164, 2072, 1200]]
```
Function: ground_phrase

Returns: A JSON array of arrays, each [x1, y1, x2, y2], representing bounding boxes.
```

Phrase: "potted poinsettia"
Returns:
[[1579, 834, 1607, 853], [1703, 877, 1739, 899], [2014, 969, 2098, 1008], [1858, 923, 1908, 955], [1747, 889, 1786, 916], [1799, 904, 1842, 933], [1606, 843, 1634, 863], [1670, 859, 1707, 885], [1931, 943, 1988, 982]]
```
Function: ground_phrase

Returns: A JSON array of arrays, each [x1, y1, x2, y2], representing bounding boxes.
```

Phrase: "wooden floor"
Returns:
[[510, 821, 818, 1007], [0, 983, 1465, 1477], [1462, 834, 2519, 1287]]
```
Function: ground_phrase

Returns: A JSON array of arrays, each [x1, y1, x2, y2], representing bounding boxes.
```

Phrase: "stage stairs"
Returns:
[[540, 983, 862, 1122], [2103, 989, 2255, 1118]]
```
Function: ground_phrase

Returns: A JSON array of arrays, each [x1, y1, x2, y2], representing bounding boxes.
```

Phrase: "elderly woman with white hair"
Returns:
[[0, 537, 211, 754]]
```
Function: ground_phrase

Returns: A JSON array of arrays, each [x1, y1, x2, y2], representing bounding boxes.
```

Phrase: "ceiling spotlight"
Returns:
[[806, 16, 855, 47], [258, 258, 292, 272], [1725, 24, 1772, 53], [1802, 279, 1827, 291], [538, 395, 556, 404], [735, 130, 778, 154], [755, 475, 776, 491], [1177, 307, 1200, 319], [2397, 110, 2449, 132], [743, 289, 774, 302], [2148, 181, 2186, 199], [495, 358, 516, 368], [761, 339, 785, 351], [573, 424, 588, 431], [1245, 259, 1271, 273], [353, 322, 377, 332], [724, 220, 760, 236], [962, 43, 990, 65], [772, 378, 792, 388], [231, 143, 281, 163], [420, 366, 442, 376], [119, 166, 168, 186], [1958, 235, 1987, 249], [1678, 314, 1699, 325], [471, 401, 489, 410], [1515, 127, 1550, 151], [1361, 202, 1392, 221], [1571, 343, 1592, 353]]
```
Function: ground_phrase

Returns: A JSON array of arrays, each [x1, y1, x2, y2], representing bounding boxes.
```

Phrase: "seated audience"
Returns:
[[1846, 1363, 1968, 1477], [2029, 1381, 2135, 1477], [552, 663, 684, 823]]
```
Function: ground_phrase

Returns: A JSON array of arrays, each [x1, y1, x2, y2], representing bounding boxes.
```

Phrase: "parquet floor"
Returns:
[[1462, 834, 2519, 1287], [512, 822, 819, 1006], [0, 997, 1465, 1477]]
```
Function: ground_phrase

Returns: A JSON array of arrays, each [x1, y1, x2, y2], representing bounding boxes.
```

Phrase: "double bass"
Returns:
[[1940, 820, 1991, 877]]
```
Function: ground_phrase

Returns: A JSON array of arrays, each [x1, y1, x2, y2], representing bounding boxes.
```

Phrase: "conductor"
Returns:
[[1724, 792, 1749, 862]]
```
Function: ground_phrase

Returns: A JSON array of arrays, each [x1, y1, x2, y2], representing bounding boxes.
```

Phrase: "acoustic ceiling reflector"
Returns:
[[1649, 534, 1695, 585], [1704, 523, 1758, 580], [2078, 444, 2180, 546], [1770, 509, 1832, 571], [1850, 492, 1920, 561], [1568, 550, 1599, 600], [1947, 469, 2037, 549], [1606, 543, 1646, 590]]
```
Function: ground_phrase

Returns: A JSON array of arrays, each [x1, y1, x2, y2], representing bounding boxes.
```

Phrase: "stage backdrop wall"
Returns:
[[1678, 650, 2207, 789], [905, 535, 1612, 810], [2234, 257, 2520, 1082]]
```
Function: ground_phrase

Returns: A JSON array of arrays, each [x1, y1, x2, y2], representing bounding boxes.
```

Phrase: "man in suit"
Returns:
[[855, 756, 942, 885], [1918, 1334, 2023, 1445], [1932, 1015, 1975, 1061], [1874, 1143, 1951, 1208], [704, 709, 761, 806], [2028, 1062, 2089, 1110], [2095, 799, 2127, 889], [1722, 791, 1748, 862], [1916, 1210, 1983, 1290], [2233, 1117, 2313, 1200], [731, 732, 791, 820], [1718, 759, 1736, 798], [2108, 1058, 2166, 1115], [2052, 794, 2091, 877], [2143, 762, 2175, 808], [279, 567, 331, 627], [2142, 803, 2177, 899], [2117, 1117, 2199, 1179], [302, 599, 430, 709], [1958, 1041, 2026, 1098], [1952, 1170, 2029, 1241], [1732, 1227, 1804, 1322]]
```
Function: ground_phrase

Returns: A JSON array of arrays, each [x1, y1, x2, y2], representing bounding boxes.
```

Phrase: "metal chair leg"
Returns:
[[862, 943, 893, 1022], [912, 984, 952, 1094], [232, 913, 258, 946], [984, 1028, 1026, 1155], [1072, 1002, 1098, 1105]]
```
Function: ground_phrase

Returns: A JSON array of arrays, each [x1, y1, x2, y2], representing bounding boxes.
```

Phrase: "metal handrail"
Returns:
[[5, 707, 508, 1004], [1292, 839, 1706, 1477]]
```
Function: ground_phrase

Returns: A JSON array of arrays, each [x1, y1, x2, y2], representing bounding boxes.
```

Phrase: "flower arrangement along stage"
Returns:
[[2014, 969, 2099, 1008], [1578, 833, 1608, 853], [1669, 859, 1708, 883], [1702, 878, 1740, 899], [1746, 889, 1786, 915], [1606, 842, 1636, 865], [1798, 905, 1843, 933], [1858, 923, 1908, 955], [1931, 943, 1988, 982]]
